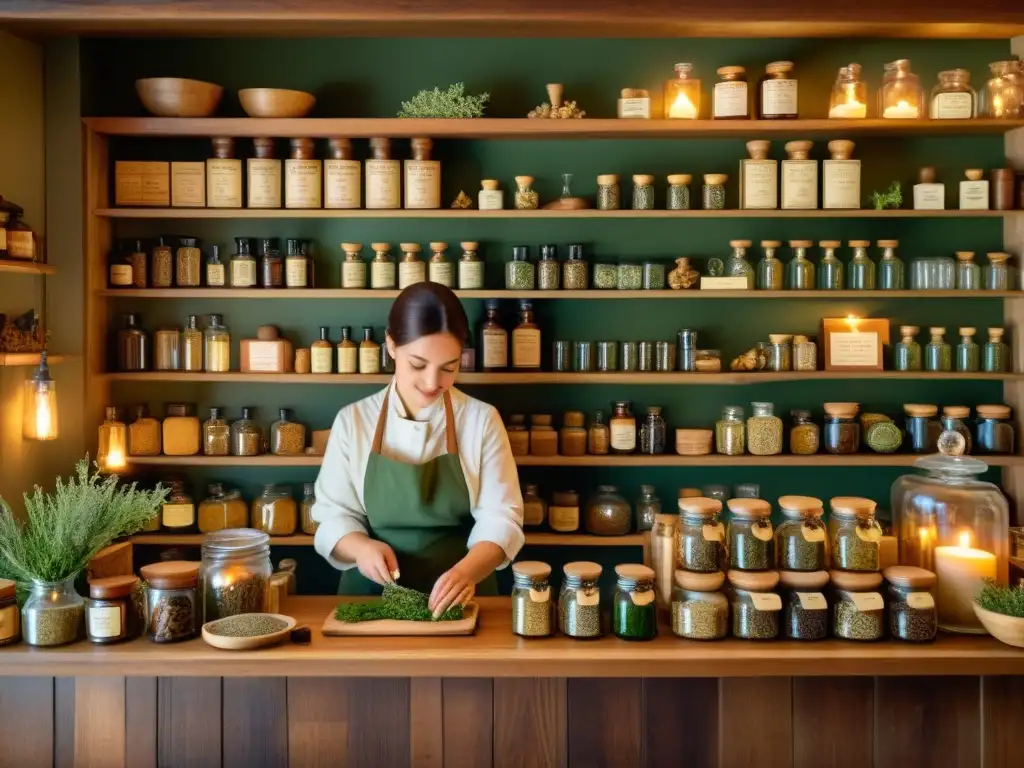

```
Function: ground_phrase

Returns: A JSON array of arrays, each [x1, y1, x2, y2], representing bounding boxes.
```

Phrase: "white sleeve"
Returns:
[[466, 406, 525, 569], [311, 411, 368, 571]]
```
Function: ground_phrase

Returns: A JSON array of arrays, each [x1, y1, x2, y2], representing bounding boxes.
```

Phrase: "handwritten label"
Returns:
[[829, 331, 879, 367], [797, 592, 828, 610], [750, 593, 782, 611], [850, 592, 884, 612]]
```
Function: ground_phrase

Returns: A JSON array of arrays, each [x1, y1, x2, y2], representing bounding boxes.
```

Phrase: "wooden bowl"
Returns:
[[135, 78, 223, 117], [239, 88, 316, 118], [201, 613, 297, 651], [973, 603, 1024, 648], [675, 428, 713, 456]]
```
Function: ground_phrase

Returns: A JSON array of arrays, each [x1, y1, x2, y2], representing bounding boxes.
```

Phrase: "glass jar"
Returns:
[[631, 175, 655, 210], [884, 566, 937, 642], [231, 407, 265, 456], [537, 245, 560, 290], [955, 251, 981, 289], [639, 407, 667, 455], [612, 564, 657, 641], [369, 242, 396, 289], [161, 479, 195, 532], [831, 570, 885, 640], [298, 482, 318, 535], [0, 579, 21, 647], [766, 334, 792, 372], [756, 240, 783, 290], [983, 60, 1024, 118], [593, 262, 617, 289], [786, 240, 815, 290], [746, 402, 782, 456], [830, 496, 882, 572], [270, 408, 306, 455], [924, 327, 952, 372], [22, 576, 85, 647], [230, 237, 258, 288], [651, 514, 678, 610], [511, 561, 552, 638], [558, 562, 603, 638], [877, 240, 905, 290], [559, 411, 587, 457], [829, 63, 867, 118], [203, 314, 230, 372], [779, 570, 829, 640], [198, 483, 248, 533], [530, 414, 558, 457], [727, 498, 774, 571], [775, 496, 827, 571], [728, 570, 781, 639], [585, 485, 632, 536], [930, 69, 976, 119], [128, 403, 162, 457], [505, 414, 529, 456], [86, 575, 140, 645], [666, 174, 691, 210], [202, 406, 229, 456], [562, 244, 587, 290], [200, 529, 272, 623], [671, 571, 728, 640], [792, 335, 817, 372], [677, 496, 725, 573], [457, 242, 484, 289], [823, 402, 860, 454], [117, 312, 149, 371], [759, 61, 798, 119], [985, 252, 1011, 290], [615, 262, 642, 291], [175, 236, 202, 287], [642, 261, 666, 290], [894, 325, 922, 371], [789, 410, 820, 455], [848, 240, 875, 289], [975, 404, 1015, 454], [724, 240, 754, 288], [609, 400, 636, 455], [151, 236, 173, 288], [514, 176, 539, 210], [940, 406, 973, 454], [251, 485, 297, 537], [716, 405, 745, 455], [505, 245, 534, 290], [713, 65, 749, 119], [596, 174, 620, 211], [881, 59, 923, 118], [162, 403, 200, 456], [904, 404, 941, 454], [257, 238, 283, 288], [426, 242, 453, 288], [521, 483, 547, 528], [549, 490, 580, 533], [817, 240, 844, 289], [664, 62, 701, 118], [154, 327, 182, 371], [702, 174, 727, 210], [955, 328, 980, 372], [892, 439, 1009, 632], [983, 327, 1010, 372], [182, 315, 203, 371], [587, 410, 610, 455], [635, 485, 661, 532], [141, 561, 200, 643]]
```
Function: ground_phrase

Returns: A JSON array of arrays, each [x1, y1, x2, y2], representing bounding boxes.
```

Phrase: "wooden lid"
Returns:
[[667, 174, 692, 184], [965, 168, 984, 181], [829, 570, 883, 590], [531, 413, 553, 427], [955, 251, 975, 261], [766, 61, 794, 73], [729, 240, 752, 248], [717, 65, 745, 76], [678, 496, 722, 516], [784, 140, 812, 159], [703, 173, 728, 184], [620, 88, 649, 98], [371, 242, 391, 252], [480, 179, 499, 191], [726, 498, 771, 517], [957, 327, 976, 336], [904, 403, 938, 417], [369, 137, 392, 158], [819, 240, 841, 248], [789, 240, 813, 248], [778, 570, 829, 589], [848, 240, 871, 248], [615, 564, 655, 583], [987, 252, 1010, 264], [877, 239, 899, 248], [977, 404, 1011, 419], [883, 565, 936, 589], [597, 174, 619, 184], [792, 335, 809, 344], [460, 242, 479, 251], [942, 405, 970, 419], [429, 242, 448, 254], [289, 137, 315, 158], [778, 495, 823, 517], [674, 569, 725, 591], [512, 561, 551, 580], [746, 140, 771, 159], [0, 578, 15, 600], [564, 561, 602, 580], [899, 325, 920, 336], [255, 325, 282, 341], [988, 327, 1005, 338], [827, 139, 855, 159], [410, 137, 433, 159], [89, 574, 140, 599], [768, 333, 792, 343], [633, 174, 655, 185], [829, 496, 876, 518], [823, 402, 859, 418], [399, 242, 421, 253], [341, 242, 363, 255], [563, 410, 585, 428], [728, 569, 780, 591], [211, 136, 235, 157], [918, 166, 937, 184], [761, 240, 782, 248], [514, 175, 534, 184], [140, 560, 201, 589]]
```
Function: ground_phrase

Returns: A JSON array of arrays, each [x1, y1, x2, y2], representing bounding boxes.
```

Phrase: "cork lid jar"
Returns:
[[829, 496, 877, 520], [778, 495, 824, 518], [678, 496, 723, 517]]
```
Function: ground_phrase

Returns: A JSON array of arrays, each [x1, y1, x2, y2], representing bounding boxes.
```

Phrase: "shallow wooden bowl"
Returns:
[[675, 428, 713, 456], [239, 88, 316, 118], [201, 613, 296, 651], [974, 603, 1024, 648], [135, 78, 223, 117]]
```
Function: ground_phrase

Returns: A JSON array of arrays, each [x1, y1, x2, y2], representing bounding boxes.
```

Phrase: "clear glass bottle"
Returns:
[[666, 174, 691, 210], [779, 570, 829, 640], [728, 570, 782, 639], [229, 237, 257, 288], [985, 252, 1012, 290], [831, 570, 885, 640], [924, 327, 952, 372], [664, 62, 701, 118], [22, 576, 85, 647], [511, 561, 552, 638], [727, 498, 774, 570], [505, 245, 535, 290], [340, 242, 367, 289], [458, 242, 484, 289], [676, 497, 725, 573], [271, 408, 306, 455], [715, 405, 745, 455], [817, 240, 844, 289], [955, 251, 981, 289], [983, 60, 1024, 118], [766, 334, 792, 372], [884, 565, 937, 642], [514, 176, 539, 210], [639, 407, 666, 455], [724, 240, 755, 288], [975, 405, 1015, 454], [893, 325, 922, 371], [930, 69, 976, 119], [940, 406, 973, 454], [628, 486, 658, 534], [671, 570, 728, 640], [881, 59, 924, 118], [776, 495, 827, 571], [904, 404, 942, 454], [823, 402, 860, 454], [182, 315, 203, 372], [789, 409, 820, 454], [830, 497, 882, 572], [631, 175, 655, 210], [558, 561, 603, 638], [792, 335, 817, 372], [537, 245, 560, 290], [759, 61, 798, 119], [251, 484, 298, 536], [200, 529, 272, 622], [97, 406, 128, 473], [198, 483, 247, 534], [756, 240, 783, 290], [562, 244, 587, 290], [230, 406, 265, 456], [612, 564, 658, 641], [202, 406, 230, 456], [128, 403, 162, 457], [117, 312, 149, 372], [848, 240, 875, 289], [786, 240, 815, 290], [141, 561, 201, 643], [746, 402, 782, 456], [983, 327, 1010, 372], [828, 63, 867, 118], [877, 240, 904, 290], [588, 410, 610, 455], [203, 314, 230, 373], [642, 261, 665, 290], [955, 327, 980, 372], [370, 242, 396, 289]]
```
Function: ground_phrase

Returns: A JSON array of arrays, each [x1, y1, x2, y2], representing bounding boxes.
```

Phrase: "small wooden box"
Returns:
[[114, 161, 170, 206], [821, 317, 890, 371], [171, 162, 206, 207]]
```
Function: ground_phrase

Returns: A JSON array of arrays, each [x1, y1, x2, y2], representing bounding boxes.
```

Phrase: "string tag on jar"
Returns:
[[576, 587, 600, 607], [752, 522, 774, 541], [850, 592, 884, 612], [630, 589, 656, 607], [855, 526, 881, 543], [702, 523, 724, 541], [801, 523, 826, 543], [798, 592, 827, 610], [907, 592, 935, 610], [529, 587, 550, 603], [749, 592, 782, 611]]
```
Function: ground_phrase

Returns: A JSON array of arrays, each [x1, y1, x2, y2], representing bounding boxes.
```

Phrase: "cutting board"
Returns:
[[322, 601, 479, 636]]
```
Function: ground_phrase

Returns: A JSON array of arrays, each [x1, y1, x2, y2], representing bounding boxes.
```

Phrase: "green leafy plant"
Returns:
[[976, 579, 1024, 618], [0, 458, 167, 585], [334, 582, 464, 623], [870, 181, 903, 210], [397, 83, 489, 118]]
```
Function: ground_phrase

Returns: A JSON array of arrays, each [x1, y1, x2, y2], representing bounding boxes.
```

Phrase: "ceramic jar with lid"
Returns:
[[830, 569, 885, 641], [727, 498, 774, 570], [883, 565, 937, 642], [677, 496, 726, 573], [823, 402, 860, 454], [829, 496, 882, 572], [585, 485, 632, 536], [141, 561, 201, 643], [86, 575, 141, 645], [612, 564, 658, 640], [728, 569, 782, 639], [975, 404, 1015, 454], [511, 561, 553, 638], [559, 561, 603, 638], [530, 414, 557, 457], [671, 570, 728, 640], [778, 569, 829, 640], [776, 495, 827, 571]]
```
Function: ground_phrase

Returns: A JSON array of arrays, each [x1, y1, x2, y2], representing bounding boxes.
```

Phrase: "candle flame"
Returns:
[[669, 92, 697, 119], [106, 447, 126, 470], [34, 397, 54, 439], [958, 530, 972, 549]]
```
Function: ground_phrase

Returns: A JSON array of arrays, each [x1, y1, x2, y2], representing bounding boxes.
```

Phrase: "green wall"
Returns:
[[81, 37, 1012, 594]]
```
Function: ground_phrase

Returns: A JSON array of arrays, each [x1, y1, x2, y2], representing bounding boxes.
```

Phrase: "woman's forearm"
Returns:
[[456, 542, 505, 584], [331, 531, 370, 563]]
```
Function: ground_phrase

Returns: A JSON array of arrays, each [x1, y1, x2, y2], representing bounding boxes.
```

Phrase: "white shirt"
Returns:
[[311, 382, 525, 571]]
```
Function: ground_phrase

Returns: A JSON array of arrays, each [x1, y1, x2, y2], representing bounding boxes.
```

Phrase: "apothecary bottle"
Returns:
[[150, 237, 173, 288], [85, 575, 140, 645], [324, 137, 361, 209], [883, 566, 937, 642], [423, 241, 454, 287], [924, 327, 952, 372], [154, 327, 182, 371], [881, 59, 924, 118], [203, 406, 230, 456], [676, 496, 725, 573], [746, 402, 782, 456], [725, 240, 755, 288], [671, 570, 728, 640], [562, 244, 587, 290], [230, 237, 257, 288], [779, 569, 829, 640], [975, 405, 1015, 454], [756, 240, 783, 289], [285, 137, 322, 209], [370, 243, 396, 289], [786, 240, 815, 290], [728, 569, 782, 639], [609, 400, 637, 455], [848, 240, 875, 289], [776, 495, 827, 571], [514, 176, 539, 210], [904, 404, 941, 454], [789, 409, 820, 454], [505, 245, 534, 290], [715, 405, 745, 455], [940, 406, 973, 454], [117, 313, 149, 371], [251, 484, 298, 536], [893, 325, 922, 371], [985, 252, 1012, 290], [930, 69, 975, 119], [955, 251, 980, 289], [479, 300, 507, 371], [340, 242, 366, 289], [458, 242, 484, 289], [983, 327, 1010, 372], [817, 240, 844, 289], [284, 238, 309, 288], [632, 175, 655, 210], [829, 63, 867, 118], [714, 65, 749, 119], [202, 314, 230, 372], [511, 300, 541, 370], [727, 498, 774, 571], [877, 240, 905, 290], [664, 62, 701, 119], [639, 406, 666, 455], [830, 496, 881, 572], [511, 561, 552, 638], [206, 137, 242, 208], [175, 237, 201, 287], [128, 404, 162, 457], [823, 402, 860, 454], [359, 327, 381, 374], [588, 410, 610, 455], [759, 61, 798, 119], [365, 138, 400, 210], [398, 243, 426, 290], [666, 174, 691, 210], [109, 242, 134, 288], [537, 245, 560, 290], [702, 174, 727, 210], [955, 327, 980, 372], [558, 561, 603, 638], [257, 237, 283, 288], [230, 406, 265, 456], [612, 564, 657, 641]]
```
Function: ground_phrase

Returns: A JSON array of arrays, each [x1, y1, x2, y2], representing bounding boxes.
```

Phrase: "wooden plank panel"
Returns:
[[982, 676, 1024, 768], [443, 679, 493, 768], [158, 677, 222, 768], [0, 677, 53, 768], [54, 678, 75, 768], [222, 678, 288, 768], [719, 678, 793, 768], [288, 678, 350, 768], [567, 679, 641, 768], [125, 677, 157, 768], [348, 678, 410, 768], [411, 678, 443, 768], [494, 678, 566, 768], [74, 676, 126, 767], [643, 678, 718, 768], [793, 677, 873, 768], [875, 676, 981, 768]]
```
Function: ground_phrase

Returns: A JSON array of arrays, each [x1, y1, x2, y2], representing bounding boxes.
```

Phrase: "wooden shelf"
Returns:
[[84, 117, 1024, 139], [98, 288, 1022, 301], [0, 260, 56, 276], [129, 532, 644, 547], [130, 534, 314, 546], [0, 353, 66, 367], [106, 371, 1024, 385]]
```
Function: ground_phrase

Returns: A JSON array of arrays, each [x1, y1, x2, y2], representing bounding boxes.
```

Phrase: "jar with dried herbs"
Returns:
[[201, 529, 271, 623], [596, 174, 621, 210], [562, 244, 587, 290], [128, 404, 162, 456], [789, 410, 820, 455], [884, 565, 937, 642], [203, 314, 231, 373], [560, 411, 587, 456], [676, 496, 725, 572], [831, 570, 885, 641], [86, 576, 140, 645], [141, 561, 200, 643], [823, 402, 860, 454], [639, 406, 667, 454], [300, 483, 318, 535], [792, 335, 817, 371], [672, 571, 728, 640], [529, 414, 558, 457], [617, 262, 643, 290], [161, 479, 196, 532], [537, 245, 560, 290], [585, 485, 632, 535], [521, 484, 547, 528], [163, 403, 200, 456], [151, 237, 173, 288], [612, 564, 657, 641], [593, 262, 617, 289], [175, 237, 202, 287], [588, 410, 610, 455], [830, 497, 882, 572], [702, 174, 728, 209], [776, 495, 827, 571], [505, 414, 529, 456], [632, 175, 655, 210], [779, 570, 829, 641], [746, 401, 782, 455], [549, 490, 580, 533], [251, 485, 298, 536], [514, 176, 539, 210], [558, 562, 602, 638], [511, 561, 553, 638], [231, 407, 265, 456], [727, 498, 774, 570], [505, 245, 535, 289], [975, 404, 1015, 454], [202, 406, 230, 456], [198, 484, 248, 533], [667, 174, 692, 210], [271, 408, 306, 455], [728, 569, 782, 640], [635, 485, 661, 532], [716, 405, 746, 455]]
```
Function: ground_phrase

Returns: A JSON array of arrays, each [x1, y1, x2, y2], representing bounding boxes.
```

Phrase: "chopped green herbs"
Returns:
[[334, 583, 464, 623]]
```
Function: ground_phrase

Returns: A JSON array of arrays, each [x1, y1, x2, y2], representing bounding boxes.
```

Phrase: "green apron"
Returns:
[[339, 389, 499, 597]]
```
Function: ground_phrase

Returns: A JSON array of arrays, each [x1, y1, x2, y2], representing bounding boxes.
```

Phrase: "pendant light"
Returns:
[[23, 350, 58, 440]]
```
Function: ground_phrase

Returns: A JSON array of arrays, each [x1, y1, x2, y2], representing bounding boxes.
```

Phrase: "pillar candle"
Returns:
[[933, 538, 997, 632]]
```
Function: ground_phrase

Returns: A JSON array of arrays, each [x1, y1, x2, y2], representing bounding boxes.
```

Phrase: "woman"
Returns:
[[311, 282, 524, 617]]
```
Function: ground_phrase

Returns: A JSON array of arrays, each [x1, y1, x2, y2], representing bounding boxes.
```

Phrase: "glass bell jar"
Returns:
[[890, 431, 1009, 634]]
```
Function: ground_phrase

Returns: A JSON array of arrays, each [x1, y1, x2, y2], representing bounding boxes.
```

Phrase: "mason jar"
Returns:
[[766, 334, 792, 372], [831, 570, 885, 641], [671, 570, 728, 640], [779, 570, 829, 640], [558, 561, 603, 638], [728, 569, 781, 640], [823, 402, 861, 454], [511, 561, 553, 638], [200, 528, 272, 623], [677, 496, 725, 572], [715, 405, 746, 455], [22, 576, 85, 647], [746, 401, 783, 456], [612, 564, 658, 641], [726, 497, 774, 571], [776, 495, 827, 571], [904, 404, 942, 454], [829, 497, 882, 572], [883, 565, 937, 642]]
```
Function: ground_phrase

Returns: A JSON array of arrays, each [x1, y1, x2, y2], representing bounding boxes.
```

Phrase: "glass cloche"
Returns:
[[891, 431, 1009, 634]]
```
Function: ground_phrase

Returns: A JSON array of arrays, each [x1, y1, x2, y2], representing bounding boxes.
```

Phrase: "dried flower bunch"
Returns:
[[397, 83, 490, 118], [528, 83, 586, 119]]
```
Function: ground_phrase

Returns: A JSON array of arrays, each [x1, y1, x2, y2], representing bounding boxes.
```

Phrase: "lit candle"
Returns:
[[882, 100, 920, 119], [829, 101, 867, 119], [933, 530, 997, 632], [668, 92, 698, 119], [105, 447, 126, 471]]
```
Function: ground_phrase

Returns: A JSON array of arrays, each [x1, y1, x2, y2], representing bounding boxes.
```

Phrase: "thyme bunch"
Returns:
[[334, 582, 464, 622], [397, 83, 489, 118], [870, 181, 903, 210], [976, 579, 1024, 618]]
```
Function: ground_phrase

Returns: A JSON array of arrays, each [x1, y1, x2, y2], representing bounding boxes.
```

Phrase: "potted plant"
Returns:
[[0, 459, 166, 646], [973, 580, 1024, 648]]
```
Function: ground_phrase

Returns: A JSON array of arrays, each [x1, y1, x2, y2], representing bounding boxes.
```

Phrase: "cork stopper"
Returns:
[[766, 61, 794, 74], [848, 240, 871, 248], [563, 561, 602, 581], [883, 566, 936, 589], [674, 570, 726, 592], [371, 242, 391, 254], [761, 240, 782, 248], [667, 174, 692, 185], [829, 496, 877, 519], [746, 140, 771, 160], [823, 402, 859, 419], [728, 569, 780, 592], [899, 325, 919, 336], [778, 570, 829, 590], [399, 242, 422, 254], [546, 83, 564, 108], [633, 174, 655, 185], [965, 168, 984, 181], [819, 240, 841, 248], [328, 138, 353, 159], [597, 174, 620, 185], [481, 179, 500, 191], [515, 175, 534, 185], [620, 88, 649, 99], [294, 348, 311, 374], [369, 138, 392, 160], [460, 242, 479, 253], [988, 327, 1005, 340], [411, 137, 433, 160], [512, 561, 552, 580], [877, 239, 899, 248], [830, 570, 883, 591], [256, 325, 282, 341], [615, 564, 655, 583], [677, 496, 722, 516], [430, 242, 448, 256], [929, 326, 946, 336], [904, 404, 938, 417], [341, 243, 363, 257], [211, 137, 236, 158], [958, 327, 976, 336], [792, 335, 809, 344], [976, 404, 1011, 419], [768, 333, 792, 343], [563, 410, 585, 428], [784, 140, 812, 160], [289, 138, 315, 159], [987, 252, 1010, 264], [729, 240, 752, 248], [827, 140, 855, 160], [778, 495, 824, 517], [955, 251, 975, 262], [253, 137, 276, 158], [943, 405, 971, 419], [703, 173, 728, 185], [717, 65, 746, 77], [918, 166, 937, 184], [725, 498, 771, 518]]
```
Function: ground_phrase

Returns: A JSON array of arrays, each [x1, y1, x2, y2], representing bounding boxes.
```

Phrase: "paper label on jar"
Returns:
[[855, 525, 882, 543], [311, 347, 333, 373], [575, 588, 600, 607], [246, 341, 284, 372], [110, 265, 133, 285], [781, 160, 818, 209], [429, 262, 454, 287], [482, 330, 508, 368], [324, 159, 361, 209], [359, 346, 380, 374], [162, 502, 195, 528], [459, 261, 484, 289], [371, 261, 396, 289], [285, 159, 322, 209], [171, 162, 206, 207], [7, 230, 36, 260], [749, 592, 782, 611], [959, 181, 989, 210], [529, 587, 551, 603], [610, 422, 636, 451], [247, 158, 282, 208], [548, 505, 578, 532], [914, 184, 945, 210], [907, 592, 935, 610], [702, 523, 724, 542], [850, 592, 884, 612], [617, 97, 651, 118], [801, 523, 826, 543], [512, 328, 541, 368], [398, 261, 426, 289], [206, 263, 225, 287], [342, 261, 367, 288], [822, 160, 861, 209], [337, 346, 358, 374], [285, 258, 308, 288], [630, 590, 656, 606], [741, 160, 778, 209], [231, 259, 257, 287], [404, 160, 440, 209], [477, 190, 504, 210], [752, 522, 774, 541], [932, 92, 973, 119], [762, 79, 798, 116], [87, 606, 122, 639], [714, 81, 748, 117], [206, 159, 242, 208], [365, 160, 400, 209], [797, 592, 827, 611]]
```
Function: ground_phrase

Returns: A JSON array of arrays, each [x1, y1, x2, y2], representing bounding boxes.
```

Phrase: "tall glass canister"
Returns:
[[983, 327, 1010, 372], [924, 327, 952, 372], [725, 240, 755, 288], [893, 325, 922, 371], [955, 328, 980, 372], [848, 240, 875, 289], [877, 240, 905, 290], [955, 251, 981, 290], [756, 240, 783, 290], [817, 240, 844, 289], [511, 561, 553, 638], [786, 240, 815, 290]]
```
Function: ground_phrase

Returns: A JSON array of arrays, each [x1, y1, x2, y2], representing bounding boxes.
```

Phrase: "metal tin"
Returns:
[[638, 341, 655, 372], [596, 341, 618, 372], [553, 340, 572, 372], [574, 341, 594, 372], [655, 341, 674, 372], [621, 341, 639, 371], [677, 328, 697, 371]]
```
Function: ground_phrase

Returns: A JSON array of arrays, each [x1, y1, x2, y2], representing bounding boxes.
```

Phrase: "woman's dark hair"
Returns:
[[387, 282, 470, 347]]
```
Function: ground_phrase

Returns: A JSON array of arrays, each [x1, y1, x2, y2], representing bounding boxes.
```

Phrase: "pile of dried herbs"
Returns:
[[334, 583, 464, 623]]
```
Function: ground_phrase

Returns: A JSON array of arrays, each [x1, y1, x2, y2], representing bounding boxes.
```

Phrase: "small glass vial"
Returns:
[[676, 496, 725, 573], [458, 242, 484, 289], [789, 409, 820, 455], [930, 69, 975, 119], [893, 325, 922, 371], [428, 242, 453, 287], [779, 570, 830, 640], [505, 245, 535, 290], [729, 569, 782, 640], [300, 483, 318, 535], [701, 174, 727, 210], [230, 406, 265, 457], [154, 327, 182, 371], [639, 406, 666, 455], [955, 251, 980, 289], [664, 62, 701, 118], [940, 406, 974, 454], [398, 243, 426, 290], [847, 240, 875, 289], [230, 237, 258, 288], [175, 236, 202, 287], [955, 327, 980, 372], [537, 245, 560, 290], [985, 252, 1012, 290], [766, 334, 792, 372], [341, 242, 367, 289], [830, 497, 881, 572], [284, 238, 309, 288], [202, 406, 230, 456], [823, 402, 860, 454], [776, 496, 826, 571], [324, 137, 360, 210], [596, 174, 621, 211], [205, 245, 225, 287], [746, 402, 782, 456], [786, 240, 815, 290], [514, 176, 539, 210], [759, 61, 798, 119], [715, 405, 745, 455], [477, 179, 503, 210], [203, 314, 230, 372], [257, 237, 283, 288], [884, 566, 937, 642], [562, 244, 587, 289], [365, 138, 400, 210], [587, 410, 610, 455], [792, 335, 817, 372], [612, 564, 658, 641], [632, 174, 655, 210], [727, 498, 774, 570], [559, 562, 603, 639], [370, 243, 396, 289], [832, 570, 885, 641], [924, 327, 952, 372], [816, 240, 844, 289], [881, 59, 924, 118], [671, 570, 728, 641], [609, 400, 636, 455], [983, 327, 1010, 372], [511, 561, 552, 638], [829, 63, 867, 118], [86, 575, 140, 645], [877, 240, 905, 290], [666, 174, 691, 210], [714, 65, 749, 119], [975, 404, 1015, 454], [756, 240, 783, 290]]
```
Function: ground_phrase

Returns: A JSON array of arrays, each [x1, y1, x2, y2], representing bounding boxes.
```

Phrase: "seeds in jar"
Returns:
[[779, 530, 825, 571], [732, 602, 778, 639], [677, 533, 721, 572], [512, 591, 551, 637], [559, 595, 601, 638], [24, 604, 84, 646], [593, 263, 617, 289], [206, 614, 287, 637], [272, 423, 306, 454], [782, 597, 828, 640], [833, 533, 879, 571], [834, 598, 883, 640], [730, 527, 773, 570], [671, 598, 727, 640], [889, 601, 936, 642]]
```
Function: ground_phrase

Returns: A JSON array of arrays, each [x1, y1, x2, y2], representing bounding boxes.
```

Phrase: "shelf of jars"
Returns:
[[126, 532, 646, 547]]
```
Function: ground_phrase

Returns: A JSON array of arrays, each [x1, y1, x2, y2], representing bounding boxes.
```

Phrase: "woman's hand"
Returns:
[[429, 565, 475, 619], [353, 537, 400, 586]]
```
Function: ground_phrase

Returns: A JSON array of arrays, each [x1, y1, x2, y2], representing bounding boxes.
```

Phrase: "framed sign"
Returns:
[[822, 317, 889, 371]]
